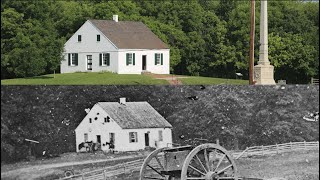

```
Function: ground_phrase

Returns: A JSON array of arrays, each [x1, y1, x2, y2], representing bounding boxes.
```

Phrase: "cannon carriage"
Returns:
[[140, 143, 238, 180]]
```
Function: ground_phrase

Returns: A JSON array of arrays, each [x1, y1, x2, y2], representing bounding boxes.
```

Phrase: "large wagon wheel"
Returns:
[[181, 144, 238, 180], [140, 147, 173, 180]]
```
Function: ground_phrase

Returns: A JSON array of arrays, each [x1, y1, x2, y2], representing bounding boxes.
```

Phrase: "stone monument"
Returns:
[[254, 0, 276, 85]]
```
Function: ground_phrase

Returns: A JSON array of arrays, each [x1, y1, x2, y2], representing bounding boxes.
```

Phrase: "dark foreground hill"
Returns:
[[1, 85, 319, 162]]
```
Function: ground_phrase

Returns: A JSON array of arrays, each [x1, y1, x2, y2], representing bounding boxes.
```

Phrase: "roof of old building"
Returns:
[[96, 102, 172, 129], [89, 19, 169, 49]]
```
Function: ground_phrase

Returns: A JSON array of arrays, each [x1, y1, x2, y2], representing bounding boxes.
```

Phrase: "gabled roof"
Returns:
[[97, 102, 172, 129], [89, 19, 169, 49]]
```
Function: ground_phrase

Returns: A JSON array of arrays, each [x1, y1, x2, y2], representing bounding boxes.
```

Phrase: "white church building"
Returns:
[[75, 98, 173, 152], [61, 15, 170, 74]]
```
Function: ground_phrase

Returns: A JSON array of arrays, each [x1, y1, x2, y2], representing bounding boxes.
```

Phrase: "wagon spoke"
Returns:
[[147, 164, 164, 177], [195, 154, 208, 173], [203, 149, 210, 171], [186, 177, 206, 180], [217, 164, 233, 175], [214, 154, 226, 172], [188, 164, 206, 176], [154, 156, 164, 171]]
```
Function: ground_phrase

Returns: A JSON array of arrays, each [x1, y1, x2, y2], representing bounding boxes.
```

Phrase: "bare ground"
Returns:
[[144, 73, 189, 85], [1, 151, 149, 180]]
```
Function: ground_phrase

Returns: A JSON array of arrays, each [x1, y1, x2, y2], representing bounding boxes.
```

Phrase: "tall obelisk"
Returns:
[[254, 0, 276, 85]]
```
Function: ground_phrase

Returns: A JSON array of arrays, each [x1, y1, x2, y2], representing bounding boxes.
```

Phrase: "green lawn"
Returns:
[[179, 76, 248, 85], [1, 72, 169, 85], [1, 72, 248, 85]]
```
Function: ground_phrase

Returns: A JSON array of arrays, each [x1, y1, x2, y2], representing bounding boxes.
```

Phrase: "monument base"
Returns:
[[254, 64, 276, 85]]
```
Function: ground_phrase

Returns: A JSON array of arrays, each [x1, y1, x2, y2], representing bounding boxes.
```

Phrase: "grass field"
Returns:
[[1, 72, 248, 85], [0, 72, 169, 85], [1, 150, 318, 180]]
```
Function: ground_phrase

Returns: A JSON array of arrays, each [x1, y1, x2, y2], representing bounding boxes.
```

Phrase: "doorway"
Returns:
[[96, 135, 101, 144], [144, 133, 149, 147], [142, 55, 147, 70], [87, 55, 92, 70], [109, 133, 115, 143]]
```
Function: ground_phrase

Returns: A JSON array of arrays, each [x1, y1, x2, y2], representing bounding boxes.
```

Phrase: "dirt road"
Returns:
[[1, 154, 145, 180]]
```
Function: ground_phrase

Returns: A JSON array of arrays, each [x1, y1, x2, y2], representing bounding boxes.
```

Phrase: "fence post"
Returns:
[[261, 145, 264, 156], [304, 141, 306, 150], [104, 170, 107, 180], [276, 144, 278, 154], [290, 142, 292, 150], [82, 172, 85, 180]]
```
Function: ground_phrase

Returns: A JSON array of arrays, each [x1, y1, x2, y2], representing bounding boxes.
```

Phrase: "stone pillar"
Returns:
[[254, 0, 276, 85]]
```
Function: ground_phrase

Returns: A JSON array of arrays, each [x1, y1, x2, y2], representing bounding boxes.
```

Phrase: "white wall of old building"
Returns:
[[61, 20, 119, 74], [61, 20, 170, 74], [117, 49, 170, 74], [75, 104, 172, 152]]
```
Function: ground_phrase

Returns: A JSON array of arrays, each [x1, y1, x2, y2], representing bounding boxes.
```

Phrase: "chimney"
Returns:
[[119, 97, 126, 105], [113, 15, 118, 22]]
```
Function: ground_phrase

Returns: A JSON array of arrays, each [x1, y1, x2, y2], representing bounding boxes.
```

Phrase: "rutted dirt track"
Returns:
[[1, 154, 145, 180]]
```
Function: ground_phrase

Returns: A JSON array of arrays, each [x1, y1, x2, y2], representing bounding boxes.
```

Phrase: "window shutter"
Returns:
[[99, 53, 102, 66], [126, 53, 129, 65], [133, 53, 135, 65], [136, 133, 138, 142], [107, 53, 110, 66], [161, 53, 163, 65], [155, 53, 157, 65], [75, 53, 78, 65], [68, 53, 71, 66]]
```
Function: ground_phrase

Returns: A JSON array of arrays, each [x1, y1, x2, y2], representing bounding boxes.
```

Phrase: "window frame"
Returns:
[[126, 53, 135, 66], [84, 133, 88, 142], [155, 53, 161, 65], [71, 53, 77, 66], [78, 35, 82, 42], [158, 130, 163, 141], [102, 53, 110, 66], [127, 53, 133, 65], [129, 132, 138, 143], [104, 116, 110, 123], [97, 34, 100, 42], [155, 53, 163, 65]]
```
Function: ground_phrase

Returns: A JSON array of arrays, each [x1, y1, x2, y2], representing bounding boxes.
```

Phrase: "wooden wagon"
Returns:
[[140, 143, 238, 180]]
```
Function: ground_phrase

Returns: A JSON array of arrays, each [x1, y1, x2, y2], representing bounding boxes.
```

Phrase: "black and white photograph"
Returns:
[[1, 1, 319, 180]]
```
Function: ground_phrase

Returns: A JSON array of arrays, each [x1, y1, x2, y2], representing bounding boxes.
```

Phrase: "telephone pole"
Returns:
[[249, 0, 255, 85]]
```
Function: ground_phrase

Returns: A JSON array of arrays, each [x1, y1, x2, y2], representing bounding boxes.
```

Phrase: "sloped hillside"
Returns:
[[1, 85, 319, 162]]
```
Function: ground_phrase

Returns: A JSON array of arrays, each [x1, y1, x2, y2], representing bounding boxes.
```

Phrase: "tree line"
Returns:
[[1, 0, 319, 83]]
